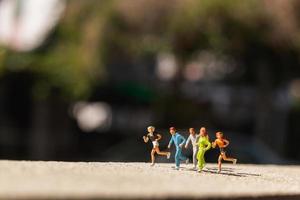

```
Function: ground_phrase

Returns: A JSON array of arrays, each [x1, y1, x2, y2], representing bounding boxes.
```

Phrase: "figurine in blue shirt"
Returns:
[[168, 127, 189, 170]]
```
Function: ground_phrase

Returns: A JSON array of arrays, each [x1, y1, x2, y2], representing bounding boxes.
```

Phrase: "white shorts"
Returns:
[[152, 141, 159, 148]]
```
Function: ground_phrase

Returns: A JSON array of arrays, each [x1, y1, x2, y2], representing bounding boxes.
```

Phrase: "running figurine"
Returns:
[[143, 126, 171, 166], [212, 131, 237, 173], [185, 128, 199, 170], [196, 127, 211, 172], [168, 127, 189, 170]]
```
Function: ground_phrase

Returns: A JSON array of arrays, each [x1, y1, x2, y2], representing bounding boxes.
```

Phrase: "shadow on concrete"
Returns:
[[204, 167, 261, 177], [207, 167, 236, 172], [169, 166, 261, 178]]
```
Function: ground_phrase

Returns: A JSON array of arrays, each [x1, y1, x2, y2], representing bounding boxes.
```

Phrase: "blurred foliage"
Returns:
[[2, 0, 115, 100], [0, 48, 6, 76], [2, 0, 300, 99]]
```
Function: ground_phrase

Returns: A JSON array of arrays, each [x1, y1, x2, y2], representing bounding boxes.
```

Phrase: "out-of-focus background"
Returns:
[[0, 0, 300, 164]]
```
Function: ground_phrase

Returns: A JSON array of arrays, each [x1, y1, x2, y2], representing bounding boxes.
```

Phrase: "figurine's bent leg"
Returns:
[[197, 149, 205, 171], [178, 149, 188, 162], [193, 147, 198, 168], [202, 151, 206, 168], [197, 150, 201, 167], [154, 147, 169, 156], [175, 149, 180, 168], [218, 154, 223, 172], [151, 149, 156, 166], [221, 152, 237, 164], [174, 148, 186, 169]]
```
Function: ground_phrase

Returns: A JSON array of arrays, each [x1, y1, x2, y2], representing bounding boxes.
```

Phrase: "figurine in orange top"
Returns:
[[212, 131, 237, 173]]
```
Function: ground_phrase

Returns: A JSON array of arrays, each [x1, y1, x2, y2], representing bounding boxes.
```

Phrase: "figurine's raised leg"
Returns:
[[221, 152, 237, 164], [175, 148, 187, 169], [154, 147, 170, 158]]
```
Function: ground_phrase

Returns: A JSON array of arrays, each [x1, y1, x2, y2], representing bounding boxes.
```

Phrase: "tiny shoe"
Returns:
[[167, 152, 171, 159], [175, 166, 179, 170], [217, 169, 221, 173], [150, 163, 155, 166], [233, 159, 237, 165], [197, 169, 202, 173]]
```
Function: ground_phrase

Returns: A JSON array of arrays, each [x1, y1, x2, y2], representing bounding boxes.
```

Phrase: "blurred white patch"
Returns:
[[184, 51, 237, 81], [156, 52, 178, 81], [73, 102, 112, 133], [0, 0, 65, 51]]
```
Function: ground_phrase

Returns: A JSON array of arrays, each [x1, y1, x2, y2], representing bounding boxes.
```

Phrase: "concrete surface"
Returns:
[[0, 160, 300, 199]]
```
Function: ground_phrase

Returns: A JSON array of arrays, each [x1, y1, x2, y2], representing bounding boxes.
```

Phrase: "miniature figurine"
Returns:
[[143, 126, 171, 166], [196, 127, 211, 172], [168, 127, 189, 170], [212, 131, 237, 173], [185, 128, 199, 170]]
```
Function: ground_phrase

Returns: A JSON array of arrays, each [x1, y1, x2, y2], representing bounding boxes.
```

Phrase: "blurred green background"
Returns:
[[0, 0, 300, 164]]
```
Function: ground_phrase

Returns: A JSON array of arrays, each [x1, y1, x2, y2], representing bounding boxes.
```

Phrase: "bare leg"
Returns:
[[222, 153, 237, 164], [218, 154, 222, 173], [151, 149, 156, 166], [154, 147, 168, 156]]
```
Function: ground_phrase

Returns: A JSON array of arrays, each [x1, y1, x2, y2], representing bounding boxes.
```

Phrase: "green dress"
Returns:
[[197, 136, 211, 170]]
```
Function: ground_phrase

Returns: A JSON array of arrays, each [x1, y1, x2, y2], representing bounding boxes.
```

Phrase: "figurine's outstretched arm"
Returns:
[[143, 135, 149, 143], [185, 135, 191, 148], [179, 135, 186, 148], [204, 139, 211, 151]]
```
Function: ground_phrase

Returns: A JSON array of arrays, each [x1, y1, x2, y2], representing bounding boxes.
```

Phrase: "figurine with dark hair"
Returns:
[[168, 127, 189, 170]]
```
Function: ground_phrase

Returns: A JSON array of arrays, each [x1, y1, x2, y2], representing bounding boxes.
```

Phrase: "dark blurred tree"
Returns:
[[2, 0, 300, 99], [2, 0, 116, 100]]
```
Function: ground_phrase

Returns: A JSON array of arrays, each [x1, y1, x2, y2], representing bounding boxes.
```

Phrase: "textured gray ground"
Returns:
[[0, 161, 300, 199]]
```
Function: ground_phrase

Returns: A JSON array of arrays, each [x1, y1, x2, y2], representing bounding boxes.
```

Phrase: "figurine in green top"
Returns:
[[196, 127, 211, 172]]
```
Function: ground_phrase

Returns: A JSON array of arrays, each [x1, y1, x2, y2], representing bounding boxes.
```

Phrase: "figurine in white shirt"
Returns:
[[185, 128, 200, 170]]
